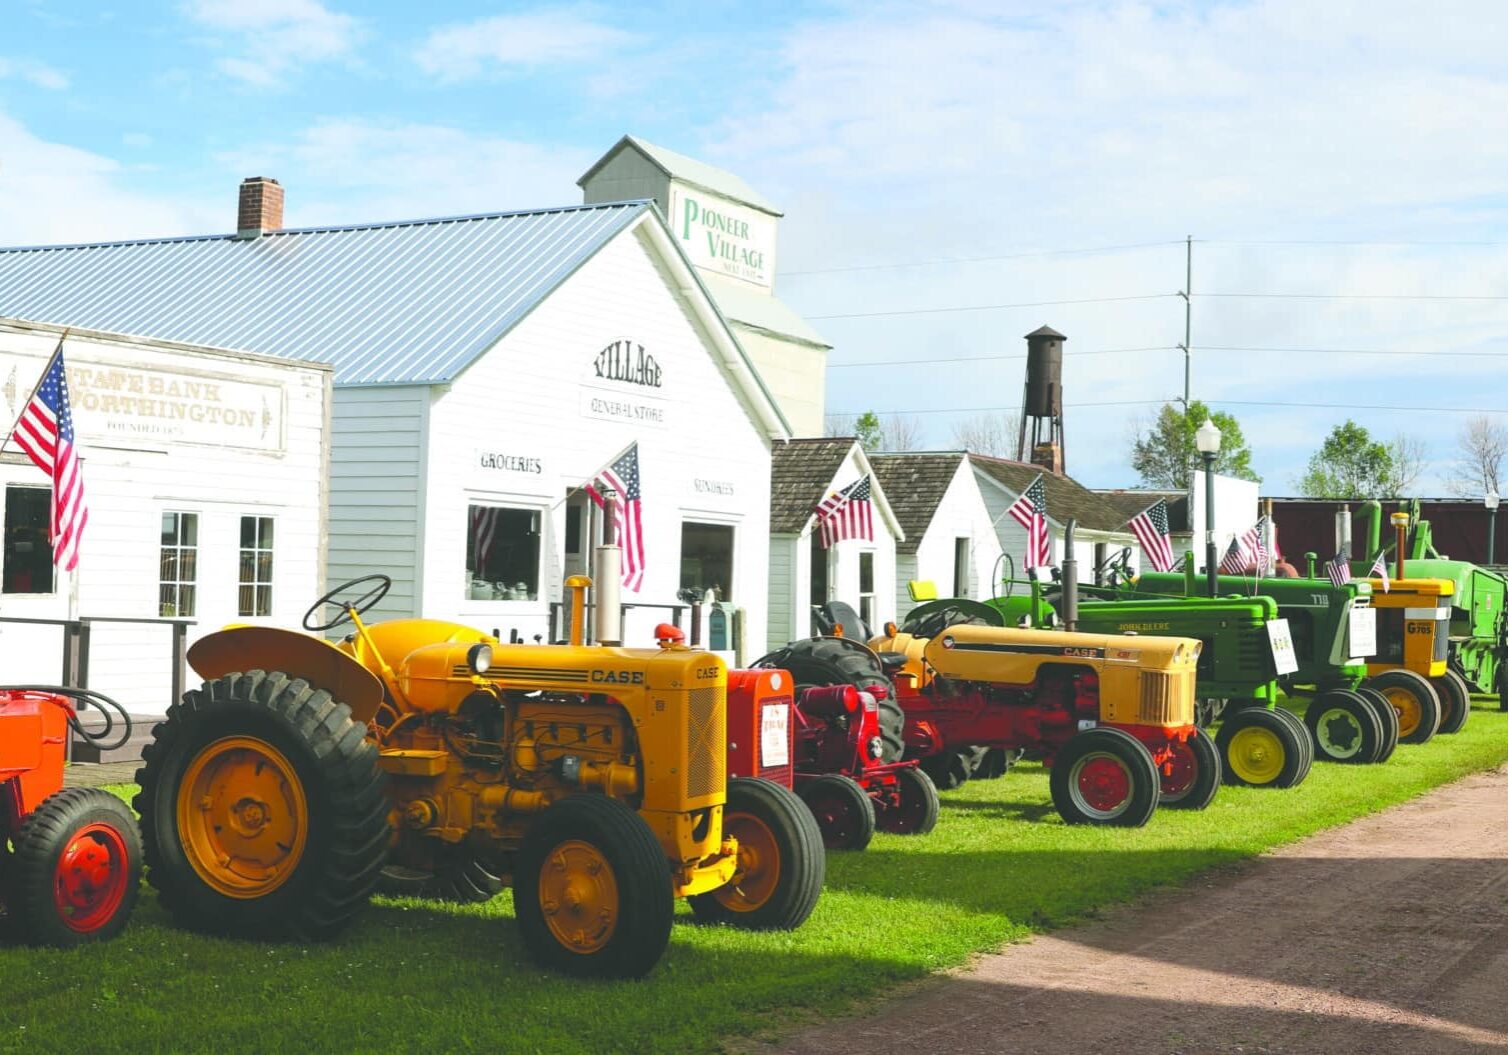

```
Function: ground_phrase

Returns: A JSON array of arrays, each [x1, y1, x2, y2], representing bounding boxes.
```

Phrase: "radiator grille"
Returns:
[[686, 685, 726, 799], [1138, 670, 1194, 726]]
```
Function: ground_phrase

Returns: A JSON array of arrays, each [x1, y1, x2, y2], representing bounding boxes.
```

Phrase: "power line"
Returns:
[[806, 293, 1176, 320], [830, 398, 1508, 417], [1201, 292, 1508, 302], [827, 345, 1175, 368], [781, 239, 1184, 277], [1201, 344, 1508, 359], [1207, 238, 1508, 248]]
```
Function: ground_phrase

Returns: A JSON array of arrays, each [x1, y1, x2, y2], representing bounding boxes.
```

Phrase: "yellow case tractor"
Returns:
[[133, 575, 824, 979], [866, 613, 1213, 826]]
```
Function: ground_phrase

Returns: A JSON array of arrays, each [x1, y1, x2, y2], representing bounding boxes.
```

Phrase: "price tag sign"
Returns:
[[760, 703, 790, 768], [1267, 617, 1299, 675], [1348, 607, 1377, 660]]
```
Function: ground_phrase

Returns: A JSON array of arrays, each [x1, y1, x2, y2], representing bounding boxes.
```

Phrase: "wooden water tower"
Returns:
[[1016, 325, 1065, 473]]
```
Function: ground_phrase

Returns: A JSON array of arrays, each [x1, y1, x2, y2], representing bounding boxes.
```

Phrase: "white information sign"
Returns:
[[760, 703, 790, 768], [667, 184, 778, 289], [1347, 607, 1377, 660], [1267, 617, 1299, 675]]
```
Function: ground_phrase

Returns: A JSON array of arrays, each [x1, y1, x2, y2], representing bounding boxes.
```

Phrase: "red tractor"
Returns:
[[739, 643, 942, 850], [0, 688, 141, 945]]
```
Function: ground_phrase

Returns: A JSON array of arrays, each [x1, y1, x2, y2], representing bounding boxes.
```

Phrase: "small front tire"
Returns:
[[514, 795, 673, 979], [1159, 728, 1221, 810], [1432, 670, 1471, 735], [797, 774, 876, 851], [876, 765, 941, 835], [688, 778, 824, 930], [1304, 690, 1383, 764], [10, 788, 142, 946], [1050, 727, 1160, 827], [1216, 707, 1308, 788]]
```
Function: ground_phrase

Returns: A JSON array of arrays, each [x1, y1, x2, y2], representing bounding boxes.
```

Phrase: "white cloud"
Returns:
[[701, 0, 1508, 491], [0, 57, 68, 90], [0, 113, 219, 245], [215, 118, 593, 224], [415, 7, 637, 81], [181, 0, 361, 86]]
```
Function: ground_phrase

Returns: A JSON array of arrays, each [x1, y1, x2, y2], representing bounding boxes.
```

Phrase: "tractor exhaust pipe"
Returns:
[[1335, 508, 1352, 559], [594, 490, 623, 647], [1061, 519, 1079, 632]]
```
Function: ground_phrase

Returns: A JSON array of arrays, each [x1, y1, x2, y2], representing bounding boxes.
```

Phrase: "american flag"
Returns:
[[1218, 536, 1247, 575], [585, 443, 645, 592], [1325, 551, 1352, 587], [1369, 551, 1390, 593], [1128, 498, 1175, 573], [10, 338, 88, 571], [815, 475, 874, 549], [471, 506, 500, 571], [1005, 472, 1052, 568]]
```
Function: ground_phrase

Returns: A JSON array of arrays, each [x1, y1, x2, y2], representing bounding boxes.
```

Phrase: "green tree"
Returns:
[[1131, 401, 1259, 488], [1298, 420, 1397, 498], [853, 410, 883, 452]]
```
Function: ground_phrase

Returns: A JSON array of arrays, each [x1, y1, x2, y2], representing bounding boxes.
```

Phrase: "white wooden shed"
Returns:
[[767, 438, 903, 647]]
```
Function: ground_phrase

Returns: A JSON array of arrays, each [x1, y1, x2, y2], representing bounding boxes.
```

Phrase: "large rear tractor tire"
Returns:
[[1050, 727, 1160, 827], [10, 788, 142, 946], [1159, 728, 1221, 810], [1304, 690, 1383, 764], [378, 843, 505, 903], [1216, 707, 1308, 789], [514, 794, 673, 979], [1364, 670, 1442, 744], [875, 765, 941, 835], [689, 778, 824, 931], [797, 774, 876, 851], [755, 638, 902, 761], [1432, 670, 1472, 735], [133, 670, 390, 941], [1355, 687, 1400, 763]]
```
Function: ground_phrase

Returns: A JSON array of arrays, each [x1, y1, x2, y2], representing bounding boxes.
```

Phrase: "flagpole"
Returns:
[[0, 331, 67, 458]]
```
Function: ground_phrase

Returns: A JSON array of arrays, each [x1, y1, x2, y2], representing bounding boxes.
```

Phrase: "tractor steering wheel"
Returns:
[[1096, 546, 1133, 587], [303, 574, 392, 632], [997, 552, 1016, 600]]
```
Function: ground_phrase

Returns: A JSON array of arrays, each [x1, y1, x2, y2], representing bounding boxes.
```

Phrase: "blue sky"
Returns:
[[6, 1, 1508, 496]]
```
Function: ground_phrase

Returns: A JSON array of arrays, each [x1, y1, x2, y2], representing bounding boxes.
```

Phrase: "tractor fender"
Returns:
[[186, 626, 385, 726]]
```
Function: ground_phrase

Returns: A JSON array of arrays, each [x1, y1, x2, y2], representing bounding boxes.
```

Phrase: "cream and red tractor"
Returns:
[[133, 574, 824, 979], [0, 687, 140, 945]]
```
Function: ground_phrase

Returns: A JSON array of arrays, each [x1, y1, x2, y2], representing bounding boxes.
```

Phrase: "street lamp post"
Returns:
[[1195, 419, 1222, 597], [1487, 490, 1500, 565]]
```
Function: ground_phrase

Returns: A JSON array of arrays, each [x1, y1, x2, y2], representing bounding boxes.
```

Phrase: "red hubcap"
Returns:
[[53, 822, 131, 933], [1076, 755, 1131, 813]]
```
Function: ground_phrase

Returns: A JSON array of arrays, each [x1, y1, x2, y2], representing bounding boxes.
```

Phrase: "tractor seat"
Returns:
[[877, 652, 909, 673]]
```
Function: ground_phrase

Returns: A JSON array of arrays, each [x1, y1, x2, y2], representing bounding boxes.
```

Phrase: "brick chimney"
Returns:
[[236, 177, 284, 239]]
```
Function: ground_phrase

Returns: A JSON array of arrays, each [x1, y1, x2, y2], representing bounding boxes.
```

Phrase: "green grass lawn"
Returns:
[[7, 699, 1508, 1055]]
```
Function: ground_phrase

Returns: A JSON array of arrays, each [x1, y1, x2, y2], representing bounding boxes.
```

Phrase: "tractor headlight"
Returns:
[[467, 643, 493, 674], [867, 736, 884, 760]]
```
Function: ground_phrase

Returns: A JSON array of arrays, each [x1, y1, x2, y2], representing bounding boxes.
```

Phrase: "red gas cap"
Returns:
[[654, 623, 686, 647]]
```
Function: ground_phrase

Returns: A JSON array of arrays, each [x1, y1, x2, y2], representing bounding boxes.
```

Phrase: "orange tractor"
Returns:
[[0, 687, 140, 945]]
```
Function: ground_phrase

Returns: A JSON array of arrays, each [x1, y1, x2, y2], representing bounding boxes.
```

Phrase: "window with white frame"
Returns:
[[681, 522, 734, 602], [238, 515, 274, 617], [859, 550, 876, 631], [467, 504, 541, 600], [3, 486, 54, 595], [160, 512, 198, 617]]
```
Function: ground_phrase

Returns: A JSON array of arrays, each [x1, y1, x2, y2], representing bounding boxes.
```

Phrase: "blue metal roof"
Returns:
[[0, 201, 651, 386]]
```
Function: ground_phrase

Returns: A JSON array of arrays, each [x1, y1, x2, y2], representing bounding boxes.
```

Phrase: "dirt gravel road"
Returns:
[[764, 766, 1508, 1054]]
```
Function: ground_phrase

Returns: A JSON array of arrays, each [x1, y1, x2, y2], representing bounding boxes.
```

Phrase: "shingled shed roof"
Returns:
[[870, 452, 967, 553], [1097, 489, 1191, 533], [971, 456, 1137, 534], [770, 438, 902, 538], [770, 438, 858, 534]]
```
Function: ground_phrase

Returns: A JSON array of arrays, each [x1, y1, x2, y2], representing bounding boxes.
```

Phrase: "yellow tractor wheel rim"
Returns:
[[714, 812, 781, 913], [176, 735, 308, 899], [1227, 726, 1286, 785], [537, 840, 619, 955], [1382, 687, 1421, 738]]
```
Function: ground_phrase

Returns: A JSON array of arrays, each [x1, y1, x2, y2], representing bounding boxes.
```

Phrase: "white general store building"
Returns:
[[0, 181, 792, 678], [0, 318, 329, 718]]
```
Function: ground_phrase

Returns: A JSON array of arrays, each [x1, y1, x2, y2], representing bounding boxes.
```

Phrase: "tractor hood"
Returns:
[[923, 622, 1200, 675]]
